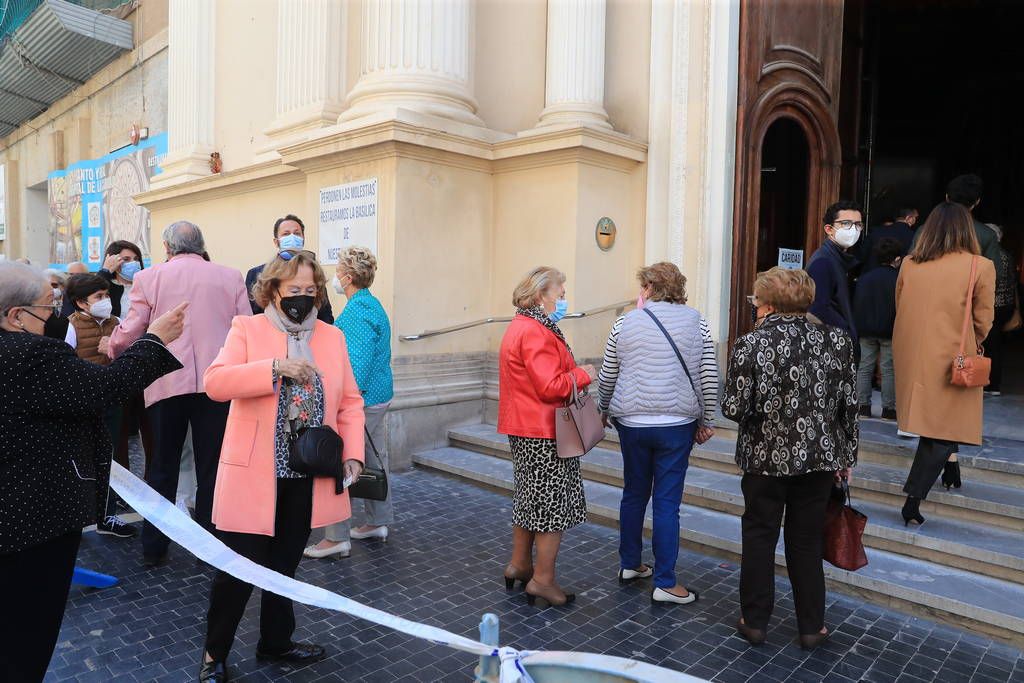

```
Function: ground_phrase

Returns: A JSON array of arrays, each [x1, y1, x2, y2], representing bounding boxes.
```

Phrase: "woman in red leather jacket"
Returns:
[[497, 266, 598, 607]]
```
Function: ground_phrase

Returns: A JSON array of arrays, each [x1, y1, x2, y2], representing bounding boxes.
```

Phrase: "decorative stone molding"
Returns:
[[536, 0, 612, 130], [339, 0, 483, 126], [263, 0, 346, 145], [153, 0, 215, 187]]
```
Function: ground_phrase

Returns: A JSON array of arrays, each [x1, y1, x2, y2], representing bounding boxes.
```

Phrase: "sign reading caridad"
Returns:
[[777, 247, 804, 270], [318, 178, 378, 264]]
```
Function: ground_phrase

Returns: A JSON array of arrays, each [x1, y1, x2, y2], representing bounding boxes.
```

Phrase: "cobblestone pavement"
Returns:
[[47, 469, 1024, 683]]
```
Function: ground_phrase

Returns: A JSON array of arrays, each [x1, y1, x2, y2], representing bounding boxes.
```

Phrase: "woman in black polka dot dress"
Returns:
[[0, 262, 185, 682]]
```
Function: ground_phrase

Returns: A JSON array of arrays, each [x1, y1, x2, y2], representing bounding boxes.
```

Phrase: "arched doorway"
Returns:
[[757, 118, 810, 274]]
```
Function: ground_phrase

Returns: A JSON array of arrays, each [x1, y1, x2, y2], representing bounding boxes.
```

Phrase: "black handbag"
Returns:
[[287, 425, 346, 494], [348, 427, 389, 501]]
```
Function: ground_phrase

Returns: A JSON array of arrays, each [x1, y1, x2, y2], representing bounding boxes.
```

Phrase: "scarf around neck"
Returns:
[[264, 302, 317, 362], [517, 305, 571, 352]]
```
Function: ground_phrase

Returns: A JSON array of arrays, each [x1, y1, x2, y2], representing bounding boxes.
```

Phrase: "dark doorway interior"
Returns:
[[757, 118, 810, 273], [843, 0, 1024, 400]]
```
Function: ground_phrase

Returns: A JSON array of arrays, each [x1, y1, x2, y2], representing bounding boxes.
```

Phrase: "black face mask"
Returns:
[[750, 302, 759, 327], [279, 295, 315, 325]]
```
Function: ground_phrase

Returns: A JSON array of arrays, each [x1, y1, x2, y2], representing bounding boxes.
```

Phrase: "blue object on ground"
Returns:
[[72, 567, 118, 589]]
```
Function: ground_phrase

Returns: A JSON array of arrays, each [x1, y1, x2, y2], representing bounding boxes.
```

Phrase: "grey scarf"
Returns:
[[264, 303, 317, 362]]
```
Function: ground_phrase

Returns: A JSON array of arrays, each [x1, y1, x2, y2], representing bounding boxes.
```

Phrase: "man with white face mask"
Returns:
[[245, 214, 335, 323], [807, 200, 863, 346]]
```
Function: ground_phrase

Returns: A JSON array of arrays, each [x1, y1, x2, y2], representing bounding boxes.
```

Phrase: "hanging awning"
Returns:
[[0, 0, 133, 139]]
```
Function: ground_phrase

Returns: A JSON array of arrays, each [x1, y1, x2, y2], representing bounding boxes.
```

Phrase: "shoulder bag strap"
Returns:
[[363, 426, 386, 469], [959, 256, 979, 359], [642, 308, 704, 416]]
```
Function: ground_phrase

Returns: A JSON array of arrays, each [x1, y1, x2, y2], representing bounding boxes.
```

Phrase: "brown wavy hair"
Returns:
[[909, 201, 980, 263], [638, 262, 687, 304], [252, 250, 327, 309]]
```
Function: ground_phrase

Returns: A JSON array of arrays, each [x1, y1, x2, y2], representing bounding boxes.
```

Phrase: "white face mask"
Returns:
[[331, 275, 344, 294], [833, 227, 861, 249], [89, 298, 113, 320], [52, 287, 62, 300]]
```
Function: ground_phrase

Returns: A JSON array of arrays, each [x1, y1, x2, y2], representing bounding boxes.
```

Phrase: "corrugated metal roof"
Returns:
[[0, 0, 133, 139]]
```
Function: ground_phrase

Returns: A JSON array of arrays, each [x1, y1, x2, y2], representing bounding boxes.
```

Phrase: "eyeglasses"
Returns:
[[277, 249, 318, 262], [746, 295, 758, 306], [833, 220, 864, 230]]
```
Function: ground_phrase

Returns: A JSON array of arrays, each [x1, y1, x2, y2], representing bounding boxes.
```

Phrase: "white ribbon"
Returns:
[[108, 462, 535, 683]]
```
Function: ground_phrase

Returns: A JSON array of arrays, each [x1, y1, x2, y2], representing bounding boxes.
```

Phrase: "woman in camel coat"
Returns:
[[893, 202, 994, 526]]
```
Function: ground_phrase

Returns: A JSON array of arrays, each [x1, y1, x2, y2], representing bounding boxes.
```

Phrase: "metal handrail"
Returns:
[[399, 300, 633, 342]]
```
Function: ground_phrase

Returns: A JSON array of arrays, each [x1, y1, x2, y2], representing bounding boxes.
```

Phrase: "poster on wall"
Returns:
[[777, 247, 804, 270], [0, 164, 6, 243], [318, 178, 378, 265], [47, 132, 167, 270]]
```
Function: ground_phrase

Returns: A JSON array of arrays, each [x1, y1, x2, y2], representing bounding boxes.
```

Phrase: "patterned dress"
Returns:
[[274, 374, 326, 478]]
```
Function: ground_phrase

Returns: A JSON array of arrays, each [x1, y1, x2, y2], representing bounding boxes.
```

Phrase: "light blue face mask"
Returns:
[[278, 233, 304, 250], [120, 260, 141, 281], [549, 299, 569, 323]]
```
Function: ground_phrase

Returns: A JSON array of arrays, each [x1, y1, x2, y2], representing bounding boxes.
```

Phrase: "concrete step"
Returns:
[[709, 418, 1024, 488], [412, 445, 1024, 644], [452, 424, 1024, 532], [448, 424, 1024, 581]]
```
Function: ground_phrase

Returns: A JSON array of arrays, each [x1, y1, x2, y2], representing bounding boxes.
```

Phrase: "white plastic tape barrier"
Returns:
[[108, 462, 534, 683]]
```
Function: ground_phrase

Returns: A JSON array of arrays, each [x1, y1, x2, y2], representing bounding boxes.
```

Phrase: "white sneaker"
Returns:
[[303, 541, 351, 559], [651, 587, 698, 604], [617, 566, 654, 583], [896, 429, 918, 439], [350, 526, 388, 541]]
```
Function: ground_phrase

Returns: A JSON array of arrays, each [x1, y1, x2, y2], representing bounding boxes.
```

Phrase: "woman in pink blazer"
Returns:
[[198, 250, 365, 682]]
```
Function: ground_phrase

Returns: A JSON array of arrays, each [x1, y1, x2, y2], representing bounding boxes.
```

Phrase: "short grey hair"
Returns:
[[44, 269, 67, 286], [0, 262, 49, 314], [162, 220, 206, 255]]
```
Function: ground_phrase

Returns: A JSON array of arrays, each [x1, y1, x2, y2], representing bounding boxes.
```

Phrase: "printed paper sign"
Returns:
[[318, 178, 378, 265], [778, 248, 804, 270]]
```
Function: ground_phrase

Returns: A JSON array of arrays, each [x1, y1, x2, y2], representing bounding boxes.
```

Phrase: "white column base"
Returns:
[[151, 148, 214, 188], [536, 102, 612, 130], [339, 74, 484, 127]]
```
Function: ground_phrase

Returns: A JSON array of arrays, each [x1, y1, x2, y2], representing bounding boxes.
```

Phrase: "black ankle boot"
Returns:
[[901, 496, 925, 526], [941, 461, 962, 490]]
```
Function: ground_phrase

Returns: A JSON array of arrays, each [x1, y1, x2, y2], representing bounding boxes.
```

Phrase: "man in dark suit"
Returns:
[[862, 207, 918, 273], [245, 214, 334, 323], [944, 174, 1000, 264], [807, 200, 862, 345]]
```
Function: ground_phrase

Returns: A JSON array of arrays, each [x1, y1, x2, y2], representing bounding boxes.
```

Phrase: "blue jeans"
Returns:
[[615, 421, 698, 589]]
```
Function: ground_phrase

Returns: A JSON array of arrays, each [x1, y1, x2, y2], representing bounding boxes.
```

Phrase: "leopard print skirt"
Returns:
[[508, 435, 587, 533]]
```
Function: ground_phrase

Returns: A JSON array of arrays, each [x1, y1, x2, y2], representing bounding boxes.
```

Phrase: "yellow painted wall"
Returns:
[[606, 0, 652, 141]]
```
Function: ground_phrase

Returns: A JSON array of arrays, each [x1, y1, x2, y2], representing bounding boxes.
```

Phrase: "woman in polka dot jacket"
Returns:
[[0, 262, 186, 682]]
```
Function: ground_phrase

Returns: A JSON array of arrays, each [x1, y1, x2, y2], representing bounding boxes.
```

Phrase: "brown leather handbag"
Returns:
[[951, 256, 992, 388], [554, 373, 605, 459], [823, 479, 868, 572]]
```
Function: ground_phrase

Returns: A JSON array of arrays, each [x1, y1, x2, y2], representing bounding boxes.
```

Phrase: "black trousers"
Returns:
[[204, 478, 313, 662], [740, 471, 834, 635], [903, 436, 958, 500], [0, 530, 82, 682], [988, 305, 1014, 392], [142, 393, 230, 558]]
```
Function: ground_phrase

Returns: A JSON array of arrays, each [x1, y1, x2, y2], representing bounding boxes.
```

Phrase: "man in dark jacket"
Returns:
[[944, 174, 1000, 264], [807, 200, 862, 345], [853, 237, 902, 420], [245, 214, 334, 323], [862, 208, 918, 272]]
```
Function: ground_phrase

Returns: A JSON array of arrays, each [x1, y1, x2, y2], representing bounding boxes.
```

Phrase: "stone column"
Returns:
[[536, 0, 611, 129], [264, 0, 346, 143], [155, 0, 216, 185], [339, 0, 483, 126]]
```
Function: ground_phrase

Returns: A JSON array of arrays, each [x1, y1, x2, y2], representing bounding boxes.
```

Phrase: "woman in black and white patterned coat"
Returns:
[[722, 267, 858, 651]]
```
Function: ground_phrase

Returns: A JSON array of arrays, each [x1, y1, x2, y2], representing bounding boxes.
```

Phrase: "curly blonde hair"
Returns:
[[753, 267, 815, 314], [337, 246, 378, 289], [512, 266, 566, 309], [638, 262, 687, 304], [252, 250, 327, 309]]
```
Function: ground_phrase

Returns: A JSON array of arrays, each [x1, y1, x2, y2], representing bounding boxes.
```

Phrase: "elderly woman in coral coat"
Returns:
[[197, 250, 365, 683]]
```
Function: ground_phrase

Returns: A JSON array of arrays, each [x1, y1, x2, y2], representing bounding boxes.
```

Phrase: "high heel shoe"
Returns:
[[503, 565, 533, 590], [735, 619, 766, 647], [524, 579, 575, 607], [941, 461, 962, 490], [799, 629, 830, 650], [901, 496, 925, 526]]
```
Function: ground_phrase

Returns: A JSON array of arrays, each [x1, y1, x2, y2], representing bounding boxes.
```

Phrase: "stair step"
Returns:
[[451, 424, 1024, 532], [412, 445, 1024, 642]]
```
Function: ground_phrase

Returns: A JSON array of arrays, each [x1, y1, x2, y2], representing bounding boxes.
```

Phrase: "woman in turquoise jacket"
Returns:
[[305, 246, 395, 558]]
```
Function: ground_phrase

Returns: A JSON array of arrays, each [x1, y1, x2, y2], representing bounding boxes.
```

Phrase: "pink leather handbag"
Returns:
[[554, 373, 605, 458]]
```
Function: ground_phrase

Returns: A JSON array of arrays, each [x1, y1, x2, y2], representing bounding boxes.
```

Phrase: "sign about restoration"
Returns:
[[318, 178, 378, 264]]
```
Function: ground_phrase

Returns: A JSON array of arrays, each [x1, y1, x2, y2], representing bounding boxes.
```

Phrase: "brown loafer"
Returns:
[[736, 619, 766, 646]]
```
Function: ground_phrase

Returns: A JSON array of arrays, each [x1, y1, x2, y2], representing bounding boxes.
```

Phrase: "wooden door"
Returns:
[[729, 0, 846, 341]]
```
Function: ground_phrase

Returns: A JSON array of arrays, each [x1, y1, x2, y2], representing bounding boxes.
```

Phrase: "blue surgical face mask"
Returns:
[[120, 260, 141, 281], [549, 299, 569, 323], [278, 233, 304, 250]]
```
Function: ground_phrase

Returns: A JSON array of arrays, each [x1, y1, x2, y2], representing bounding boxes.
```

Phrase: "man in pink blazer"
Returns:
[[109, 220, 251, 566]]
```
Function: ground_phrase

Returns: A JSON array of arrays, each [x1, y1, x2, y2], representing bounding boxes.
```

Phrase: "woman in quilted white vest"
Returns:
[[599, 262, 718, 605]]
